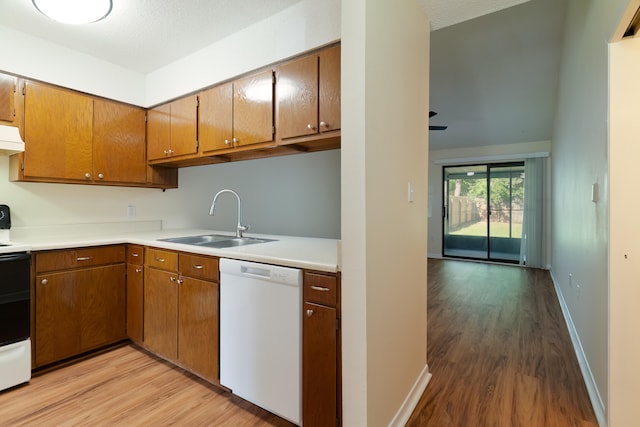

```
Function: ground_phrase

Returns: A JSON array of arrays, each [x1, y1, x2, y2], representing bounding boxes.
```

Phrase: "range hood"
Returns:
[[0, 125, 25, 155]]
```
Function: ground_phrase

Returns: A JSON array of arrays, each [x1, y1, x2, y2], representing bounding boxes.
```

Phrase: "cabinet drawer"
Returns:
[[35, 245, 125, 272], [145, 247, 178, 272], [179, 253, 219, 282], [304, 272, 338, 307], [127, 245, 144, 265]]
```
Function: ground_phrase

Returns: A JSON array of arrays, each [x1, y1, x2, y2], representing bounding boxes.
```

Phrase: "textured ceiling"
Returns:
[[0, 0, 303, 73]]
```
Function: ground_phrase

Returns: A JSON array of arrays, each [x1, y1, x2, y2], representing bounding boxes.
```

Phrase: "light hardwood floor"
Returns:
[[0, 258, 598, 426], [407, 258, 599, 426], [0, 344, 295, 426]]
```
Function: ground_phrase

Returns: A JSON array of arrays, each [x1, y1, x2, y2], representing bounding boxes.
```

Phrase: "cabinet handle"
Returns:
[[306, 309, 314, 317], [232, 137, 238, 144], [84, 172, 91, 179], [163, 149, 168, 155], [76, 256, 93, 261], [320, 121, 328, 128], [224, 139, 231, 145], [193, 264, 204, 270], [168, 149, 174, 155], [131, 253, 139, 257], [135, 268, 142, 273], [98, 173, 104, 179], [307, 123, 315, 130], [41, 278, 48, 285], [177, 278, 184, 285], [155, 257, 165, 263], [170, 276, 176, 282], [310, 285, 331, 292]]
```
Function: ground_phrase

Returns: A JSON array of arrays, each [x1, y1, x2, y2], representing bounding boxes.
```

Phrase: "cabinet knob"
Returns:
[[170, 276, 176, 282], [224, 139, 230, 145], [135, 268, 142, 273], [232, 137, 238, 144], [84, 172, 91, 179], [168, 149, 174, 155], [98, 173, 104, 179], [163, 149, 168, 155], [306, 309, 314, 317], [41, 278, 48, 285], [307, 123, 316, 130], [320, 121, 328, 128], [177, 278, 184, 285]]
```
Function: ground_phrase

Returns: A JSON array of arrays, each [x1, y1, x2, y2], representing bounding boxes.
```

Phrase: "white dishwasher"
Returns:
[[219, 258, 303, 425]]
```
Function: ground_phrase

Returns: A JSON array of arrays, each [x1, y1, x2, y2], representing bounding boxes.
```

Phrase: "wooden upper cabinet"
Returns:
[[199, 82, 233, 152], [199, 69, 274, 153], [147, 96, 198, 162], [277, 45, 341, 141], [318, 45, 341, 133], [93, 99, 146, 184], [170, 95, 198, 157], [147, 103, 171, 161], [23, 82, 93, 181], [233, 70, 274, 148], [0, 73, 16, 124]]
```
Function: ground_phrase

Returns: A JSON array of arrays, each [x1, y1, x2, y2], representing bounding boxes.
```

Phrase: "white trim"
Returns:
[[427, 252, 442, 259], [433, 151, 550, 165], [549, 271, 606, 427], [388, 364, 432, 427]]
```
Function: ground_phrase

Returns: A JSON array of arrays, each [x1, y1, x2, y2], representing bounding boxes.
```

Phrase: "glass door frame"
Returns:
[[442, 161, 524, 263]]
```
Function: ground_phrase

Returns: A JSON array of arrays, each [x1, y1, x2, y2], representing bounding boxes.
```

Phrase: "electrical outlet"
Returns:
[[127, 205, 136, 218]]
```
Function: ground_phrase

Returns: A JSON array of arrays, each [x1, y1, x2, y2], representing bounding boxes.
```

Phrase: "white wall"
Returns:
[[145, 0, 340, 106], [609, 33, 640, 427], [428, 140, 551, 263], [342, 0, 430, 425], [0, 149, 340, 238], [550, 0, 628, 423]]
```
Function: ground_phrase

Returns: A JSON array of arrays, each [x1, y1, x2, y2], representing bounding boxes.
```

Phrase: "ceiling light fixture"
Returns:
[[32, 0, 112, 25]]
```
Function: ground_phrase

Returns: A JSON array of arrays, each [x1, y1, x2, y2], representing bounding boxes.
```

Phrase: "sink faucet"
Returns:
[[209, 189, 249, 238]]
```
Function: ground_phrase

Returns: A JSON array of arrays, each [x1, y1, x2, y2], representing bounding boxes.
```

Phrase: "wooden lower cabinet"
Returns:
[[34, 263, 126, 367], [178, 275, 219, 383], [143, 266, 178, 359], [303, 272, 341, 426], [143, 247, 219, 384], [126, 245, 145, 344]]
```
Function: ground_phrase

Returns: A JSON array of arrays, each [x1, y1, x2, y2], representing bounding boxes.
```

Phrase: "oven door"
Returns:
[[0, 252, 31, 346]]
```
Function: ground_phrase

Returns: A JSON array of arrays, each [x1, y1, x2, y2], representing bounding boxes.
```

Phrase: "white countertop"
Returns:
[[0, 228, 340, 273]]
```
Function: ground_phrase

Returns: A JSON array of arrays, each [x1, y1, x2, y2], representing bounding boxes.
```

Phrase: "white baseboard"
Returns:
[[388, 364, 432, 427], [549, 271, 606, 427]]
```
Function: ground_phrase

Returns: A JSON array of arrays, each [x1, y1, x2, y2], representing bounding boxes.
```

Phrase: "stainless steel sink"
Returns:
[[158, 234, 276, 249]]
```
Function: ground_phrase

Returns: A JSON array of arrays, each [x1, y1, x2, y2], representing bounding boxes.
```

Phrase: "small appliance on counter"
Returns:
[[0, 204, 11, 244]]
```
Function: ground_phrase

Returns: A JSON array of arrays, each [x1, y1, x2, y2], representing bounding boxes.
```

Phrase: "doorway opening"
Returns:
[[442, 162, 524, 263]]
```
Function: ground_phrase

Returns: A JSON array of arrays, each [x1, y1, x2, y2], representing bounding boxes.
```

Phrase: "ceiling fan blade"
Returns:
[[429, 125, 448, 131], [429, 111, 437, 118]]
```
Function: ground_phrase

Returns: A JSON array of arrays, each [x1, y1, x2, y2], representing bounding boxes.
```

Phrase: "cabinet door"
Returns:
[[169, 96, 198, 157], [80, 264, 126, 350], [93, 99, 147, 184], [35, 271, 82, 366], [147, 103, 171, 161], [23, 82, 93, 181], [0, 73, 16, 123], [35, 265, 125, 366], [319, 45, 341, 133], [199, 82, 233, 152], [233, 70, 274, 148], [127, 263, 144, 343], [303, 302, 337, 427], [277, 54, 318, 140], [178, 276, 219, 383], [144, 267, 178, 360]]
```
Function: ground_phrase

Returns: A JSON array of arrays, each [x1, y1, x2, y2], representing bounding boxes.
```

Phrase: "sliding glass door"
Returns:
[[443, 162, 524, 263]]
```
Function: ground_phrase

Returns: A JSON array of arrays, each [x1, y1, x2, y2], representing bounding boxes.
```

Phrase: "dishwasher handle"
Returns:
[[241, 265, 271, 279]]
